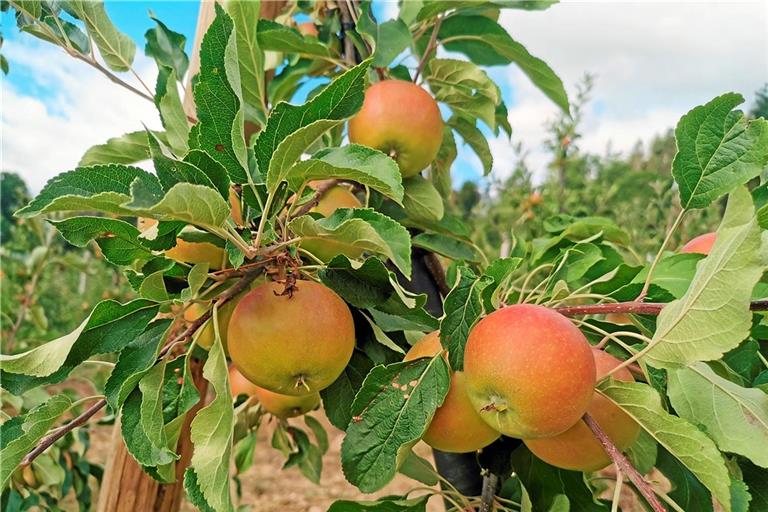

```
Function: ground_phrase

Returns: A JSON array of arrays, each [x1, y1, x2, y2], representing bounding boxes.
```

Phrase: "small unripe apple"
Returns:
[[349, 80, 443, 177], [229, 365, 320, 418], [299, 181, 363, 262], [605, 312, 632, 325], [183, 289, 249, 352], [138, 218, 226, 270], [405, 332, 500, 453], [524, 348, 641, 471], [680, 232, 716, 255], [228, 280, 355, 395], [463, 304, 596, 439], [297, 21, 319, 37]]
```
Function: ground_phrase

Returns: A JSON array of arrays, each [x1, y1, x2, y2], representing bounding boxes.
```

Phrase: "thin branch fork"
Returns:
[[20, 268, 264, 467], [555, 299, 768, 317], [583, 413, 666, 512], [290, 179, 340, 219], [413, 16, 443, 82]]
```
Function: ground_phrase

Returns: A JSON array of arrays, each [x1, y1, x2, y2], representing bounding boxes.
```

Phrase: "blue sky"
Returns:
[[3, 1, 767, 192]]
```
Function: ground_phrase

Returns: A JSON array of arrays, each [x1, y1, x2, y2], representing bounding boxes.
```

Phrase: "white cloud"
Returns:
[[2, 38, 162, 192], [479, 1, 768, 183]]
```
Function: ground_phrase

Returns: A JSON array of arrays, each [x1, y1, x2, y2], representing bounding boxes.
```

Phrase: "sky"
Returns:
[[2, 1, 767, 193]]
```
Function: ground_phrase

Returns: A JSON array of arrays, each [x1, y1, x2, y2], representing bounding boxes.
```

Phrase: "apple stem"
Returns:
[[583, 413, 666, 512], [414, 16, 444, 82]]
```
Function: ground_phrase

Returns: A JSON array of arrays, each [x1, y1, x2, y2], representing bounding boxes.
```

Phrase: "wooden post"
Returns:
[[96, 1, 285, 510]]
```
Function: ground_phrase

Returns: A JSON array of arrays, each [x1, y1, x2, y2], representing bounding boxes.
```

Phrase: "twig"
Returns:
[[479, 472, 498, 512], [20, 268, 264, 467], [290, 180, 340, 219], [583, 413, 666, 512], [337, 1, 356, 66], [21, 398, 106, 466], [555, 300, 768, 317], [423, 252, 450, 296], [636, 210, 685, 301], [413, 16, 443, 82]]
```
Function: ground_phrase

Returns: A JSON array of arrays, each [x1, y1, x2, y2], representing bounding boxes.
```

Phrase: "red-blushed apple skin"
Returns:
[[463, 304, 596, 439], [183, 288, 250, 352], [253, 386, 321, 419], [404, 332, 500, 453], [524, 349, 640, 471], [605, 312, 632, 325], [300, 181, 364, 261], [229, 366, 320, 418], [229, 365, 262, 397], [348, 80, 443, 177], [312, 184, 361, 217], [297, 22, 319, 37], [138, 218, 226, 270], [228, 280, 355, 396], [680, 232, 716, 255]]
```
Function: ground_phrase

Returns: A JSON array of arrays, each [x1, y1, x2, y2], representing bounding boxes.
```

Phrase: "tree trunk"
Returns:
[[96, 359, 208, 512], [96, 1, 286, 510]]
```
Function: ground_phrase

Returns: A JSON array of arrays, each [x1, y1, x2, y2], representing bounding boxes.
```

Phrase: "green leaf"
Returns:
[[440, 266, 493, 371], [121, 361, 178, 468], [16, 164, 159, 218], [645, 188, 767, 368], [481, 257, 522, 309], [155, 67, 189, 156], [226, 0, 267, 126], [598, 380, 732, 511], [656, 447, 714, 512], [145, 13, 189, 79], [21, 14, 91, 54], [623, 429, 657, 476], [427, 58, 500, 129], [49, 216, 153, 266], [412, 233, 480, 262], [280, 144, 403, 203], [416, 0, 558, 21], [741, 459, 768, 511], [255, 59, 370, 186], [1, 300, 159, 395], [104, 319, 172, 410], [139, 270, 169, 301], [320, 256, 403, 309], [67, 0, 136, 72], [128, 182, 231, 229], [673, 93, 768, 209], [0, 395, 72, 489], [357, 8, 412, 68], [328, 496, 430, 512], [511, 446, 608, 511], [148, 131, 216, 193], [79, 131, 164, 166], [402, 176, 444, 223], [448, 116, 492, 175], [398, 450, 439, 486], [304, 415, 329, 454], [234, 430, 258, 473], [193, 4, 247, 183], [431, 127, 457, 197], [290, 208, 412, 278], [186, 306, 234, 511], [183, 149, 232, 200], [667, 363, 768, 468], [256, 19, 331, 57], [341, 356, 450, 492], [438, 15, 569, 114]]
